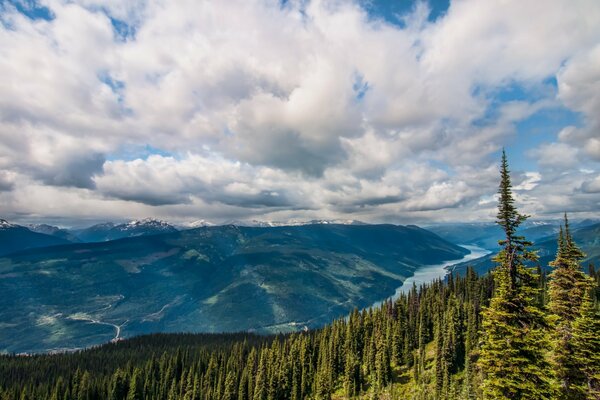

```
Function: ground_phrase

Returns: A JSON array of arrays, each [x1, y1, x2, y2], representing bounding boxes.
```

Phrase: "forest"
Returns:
[[0, 153, 599, 400]]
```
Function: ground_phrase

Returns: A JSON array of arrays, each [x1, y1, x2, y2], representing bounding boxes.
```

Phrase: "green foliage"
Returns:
[[548, 214, 595, 399], [0, 270, 497, 400], [479, 150, 553, 399], [571, 291, 600, 399]]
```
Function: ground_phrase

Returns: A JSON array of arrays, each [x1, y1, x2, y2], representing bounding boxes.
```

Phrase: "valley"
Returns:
[[0, 223, 469, 354]]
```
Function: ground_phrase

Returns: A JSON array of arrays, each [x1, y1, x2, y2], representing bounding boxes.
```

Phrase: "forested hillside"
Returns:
[[0, 270, 502, 399], [1, 265, 598, 400]]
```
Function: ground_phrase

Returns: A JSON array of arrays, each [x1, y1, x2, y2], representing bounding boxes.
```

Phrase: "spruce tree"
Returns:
[[109, 369, 128, 400], [572, 290, 600, 399], [548, 214, 593, 399], [478, 150, 553, 399], [127, 367, 143, 400]]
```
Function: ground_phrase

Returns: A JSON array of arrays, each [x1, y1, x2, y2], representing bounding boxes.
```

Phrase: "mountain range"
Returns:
[[0, 220, 72, 256], [427, 219, 600, 250], [1, 216, 599, 354], [71, 218, 178, 242], [0, 223, 468, 353]]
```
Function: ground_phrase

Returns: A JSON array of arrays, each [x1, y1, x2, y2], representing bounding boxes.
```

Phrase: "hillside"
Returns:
[[0, 224, 468, 353], [0, 220, 72, 256], [0, 271, 497, 400], [27, 224, 81, 243], [3, 268, 595, 400]]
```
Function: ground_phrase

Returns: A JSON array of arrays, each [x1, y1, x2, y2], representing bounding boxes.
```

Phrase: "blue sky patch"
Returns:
[[107, 145, 175, 162], [472, 79, 559, 127], [109, 16, 135, 41], [98, 72, 128, 106], [363, 0, 450, 26], [511, 106, 582, 170], [98, 72, 125, 94], [2, 0, 54, 21], [352, 73, 370, 101]]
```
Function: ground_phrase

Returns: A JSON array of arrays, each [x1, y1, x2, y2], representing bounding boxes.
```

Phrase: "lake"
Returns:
[[371, 244, 491, 308]]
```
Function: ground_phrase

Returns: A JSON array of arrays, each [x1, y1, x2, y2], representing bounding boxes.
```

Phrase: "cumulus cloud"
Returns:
[[555, 43, 600, 161], [528, 143, 580, 169], [581, 175, 600, 194], [0, 0, 599, 225]]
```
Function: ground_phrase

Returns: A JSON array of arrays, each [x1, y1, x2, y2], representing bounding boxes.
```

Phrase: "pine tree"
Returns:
[[478, 150, 553, 399], [572, 290, 600, 399], [109, 369, 128, 400], [77, 371, 92, 400], [127, 367, 143, 400], [223, 370, 237, 400], [253, 352, 267, 400], [548, 214, 593, 399]]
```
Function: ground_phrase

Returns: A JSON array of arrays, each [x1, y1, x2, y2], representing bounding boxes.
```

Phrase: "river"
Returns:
[[371, 245, 491, 308]]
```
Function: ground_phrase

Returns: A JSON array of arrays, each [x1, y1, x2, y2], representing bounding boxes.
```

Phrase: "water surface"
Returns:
[[371, 244, 491, 308]]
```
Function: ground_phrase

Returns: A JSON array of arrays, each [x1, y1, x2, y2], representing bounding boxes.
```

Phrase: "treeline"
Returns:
[[1, 267, 497, 399], [1, 152, 599, 400]]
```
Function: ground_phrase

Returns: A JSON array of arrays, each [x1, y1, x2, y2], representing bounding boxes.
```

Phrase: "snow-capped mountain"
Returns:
[[181, 219, 216, 229], [73, 219, 178, 242], [306, 219, 367, 226], [119, 218, 176, 232], [27, 224, 80, 242], [0, 219, 17, 229], [0, 219, 71, 255], [222, 218, 367, 227]]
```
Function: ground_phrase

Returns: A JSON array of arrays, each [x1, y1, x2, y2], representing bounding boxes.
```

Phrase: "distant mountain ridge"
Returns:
[[220, 218, 367, 227], [449, 222, 600, 275], [0, 219, 72, 256], [27, 224, 81, 243], [425, 219, 589, 250], [0, 223, 468, 353], [71, 218, 178, 242]]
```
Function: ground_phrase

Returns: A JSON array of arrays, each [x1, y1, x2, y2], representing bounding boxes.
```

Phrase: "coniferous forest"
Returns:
[[1, 155, 599, 400]]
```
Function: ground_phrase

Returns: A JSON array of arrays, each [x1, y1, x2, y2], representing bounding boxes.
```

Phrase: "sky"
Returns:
[[0, 0, 599, 227]]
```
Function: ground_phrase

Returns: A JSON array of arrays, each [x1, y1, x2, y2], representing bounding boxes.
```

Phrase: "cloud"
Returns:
[[0, 171, 15, 191], [528, 143, 579, 169], [556, 43, 600, 161], [514, 172, 541, 191], [0, 0, 599, 225], [581, 175, 600, 194], [94, 154, 306, 209]]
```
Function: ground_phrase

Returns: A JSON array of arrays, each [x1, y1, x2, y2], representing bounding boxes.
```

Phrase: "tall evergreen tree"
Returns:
[[548, 214, 593, 399], [572, 290, 600, 399], [478, 150, 553, 399], [127, 367, 143, 400]]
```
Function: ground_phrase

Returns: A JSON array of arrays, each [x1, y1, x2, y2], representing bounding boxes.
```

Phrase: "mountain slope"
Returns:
[[0, 224, 467, 353], [0, 220, 72, 256], [27, 224, 81, 243]]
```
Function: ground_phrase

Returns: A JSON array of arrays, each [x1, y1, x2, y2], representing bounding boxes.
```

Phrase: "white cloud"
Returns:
[[0, 0, 599, 225], [581, 175, 600, 193], [528, 143, 580, 169], [514, 172, 542, 191], [556, 43, 600, 161]]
